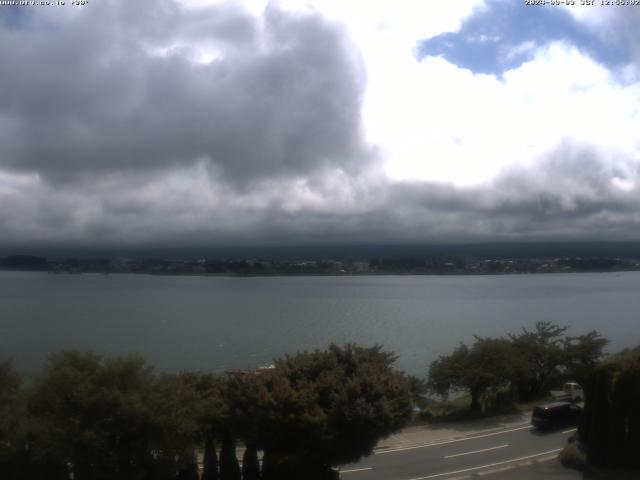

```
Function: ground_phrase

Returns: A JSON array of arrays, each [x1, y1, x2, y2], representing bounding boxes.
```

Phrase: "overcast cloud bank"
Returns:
[[1, 0, 639, 247]]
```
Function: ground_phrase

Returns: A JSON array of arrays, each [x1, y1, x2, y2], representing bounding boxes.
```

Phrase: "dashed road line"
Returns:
[[376, 425, 532, 455], [444, 444, 509, 459], [404, 448, 563, 480], [534, 454, 560, 463], [341, 467, 373, 474], [477, 465, 514, 476]]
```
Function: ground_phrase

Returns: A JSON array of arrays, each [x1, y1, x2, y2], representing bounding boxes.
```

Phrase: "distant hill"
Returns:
[[2, 241, 640, 261]]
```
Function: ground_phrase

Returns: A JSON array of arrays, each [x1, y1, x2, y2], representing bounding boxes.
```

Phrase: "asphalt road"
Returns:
[[341, 424, 577, 480]]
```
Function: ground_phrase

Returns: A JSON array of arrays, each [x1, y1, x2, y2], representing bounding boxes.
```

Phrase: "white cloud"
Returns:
[[374, 40, 640, 185]]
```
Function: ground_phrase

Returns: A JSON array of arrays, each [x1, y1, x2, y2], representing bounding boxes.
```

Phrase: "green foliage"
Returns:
[[255, 344, 413, 472], [0, 359, 22, 447], [147, 373, 202, 451], [428, 338, 516, 412], [28, 351, 157, 477], [562, 330, 609, 386], [429, 322, 609, 410], [0, 359, 30, 480], [2, 343, 415, 479], [242, 444, 260, 480], [428, 343, 469, 398], [26, 351, 204, 480], [201, 434, 219, 480], [508, 322, 607, 400], [579, 346, 640, 468], [176, 449, 199, 480], [406, 375, 428, 407], [508, 321, 568, 399], [559, 443, 587, 471], [219, 370, 265, 443], [219, 431, 241, 480]]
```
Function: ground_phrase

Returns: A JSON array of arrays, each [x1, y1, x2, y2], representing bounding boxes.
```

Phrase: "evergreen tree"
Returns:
[[219, 431, 241, 480], [201, 434, 219, 480], [241, 443, 260, 480], [579, 346, 640, 467], [0, 360, 27, 480], [151, 450, 178, 480], [177, 449, 200, 480]]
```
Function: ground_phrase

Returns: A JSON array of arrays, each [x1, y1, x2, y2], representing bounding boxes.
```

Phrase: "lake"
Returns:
[[1, 271, 639, 376]]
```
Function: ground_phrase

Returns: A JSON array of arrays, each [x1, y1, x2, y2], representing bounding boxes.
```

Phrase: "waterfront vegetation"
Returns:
[[427, 321, 608, 413], [0, 345, 417, 480], [1, 323, 637, 479]]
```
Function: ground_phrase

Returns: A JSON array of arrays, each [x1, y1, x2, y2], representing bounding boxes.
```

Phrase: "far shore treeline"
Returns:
[[2, 252, 640, 276], [1, 324, 638, 479]]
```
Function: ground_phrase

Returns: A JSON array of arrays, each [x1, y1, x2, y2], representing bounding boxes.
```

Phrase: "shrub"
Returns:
[[559, 443, 587, 472]]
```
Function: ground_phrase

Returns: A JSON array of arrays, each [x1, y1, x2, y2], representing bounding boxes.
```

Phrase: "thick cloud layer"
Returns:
[[1, 0, 640, 248], [0, 1, 369, 184]]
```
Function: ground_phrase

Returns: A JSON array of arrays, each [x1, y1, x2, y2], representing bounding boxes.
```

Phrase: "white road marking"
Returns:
[[405, 448, 563, 480], [375, 425, 532, 455], [477, 465, 514, 476], [444, 444, 509, 459], [341, 467, 373, 474], [535, 455, 560, 463], [562, 428, 577, 434]]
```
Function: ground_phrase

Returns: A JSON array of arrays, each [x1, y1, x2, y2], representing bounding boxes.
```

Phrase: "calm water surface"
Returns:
[[1, 271, 639, 376]]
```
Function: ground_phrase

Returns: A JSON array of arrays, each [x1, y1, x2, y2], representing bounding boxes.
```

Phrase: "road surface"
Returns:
[[341, 424, 577, 480]]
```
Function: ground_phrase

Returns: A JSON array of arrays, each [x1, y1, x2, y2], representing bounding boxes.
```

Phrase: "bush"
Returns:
[[559, 443, 587, 472]]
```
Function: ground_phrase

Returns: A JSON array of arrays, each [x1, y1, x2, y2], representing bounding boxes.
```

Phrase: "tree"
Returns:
[[219, 431, 241, 480], [201, 433, 219, 480], [27, 351, 203, 480], [579, 346, 640, 468], [508, 321, 568, 400], [562, 330, 608, 386], [176, 449, 199, 480], [241, 443, 260, 480], [428, 343, 469, 399], [428, 338, 516, 412], [0, 359, 30, 480], [254, 344, 414, 478], [406, 375, 428, 409]]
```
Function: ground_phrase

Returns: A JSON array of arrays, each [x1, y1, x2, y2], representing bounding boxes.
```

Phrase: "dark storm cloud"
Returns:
[[0, 0, 369, 185], [2, 140, 640, 246], [370, 142, 640, 243]]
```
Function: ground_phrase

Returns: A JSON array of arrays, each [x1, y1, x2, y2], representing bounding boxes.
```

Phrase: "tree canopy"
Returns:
[[1, 344, 414, 480], [429, 322, 609, 408], [579, 346, 640, 468], [428, 338, 516, 412]]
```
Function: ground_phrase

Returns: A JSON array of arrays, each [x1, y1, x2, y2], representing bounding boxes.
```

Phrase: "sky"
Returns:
[[1, 0, 640, 249]]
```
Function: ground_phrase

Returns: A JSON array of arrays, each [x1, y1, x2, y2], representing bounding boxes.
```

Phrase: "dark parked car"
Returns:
[[531, 401, 582, 430]]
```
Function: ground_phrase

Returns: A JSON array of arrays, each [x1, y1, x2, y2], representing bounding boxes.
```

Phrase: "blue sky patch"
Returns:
[[0, 6, 30, 30], [417, 1, 630, 77]]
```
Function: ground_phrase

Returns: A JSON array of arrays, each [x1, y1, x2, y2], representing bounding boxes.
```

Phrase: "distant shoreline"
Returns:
[[3, 253, 640, 277], [1, 267, 639, 278]]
